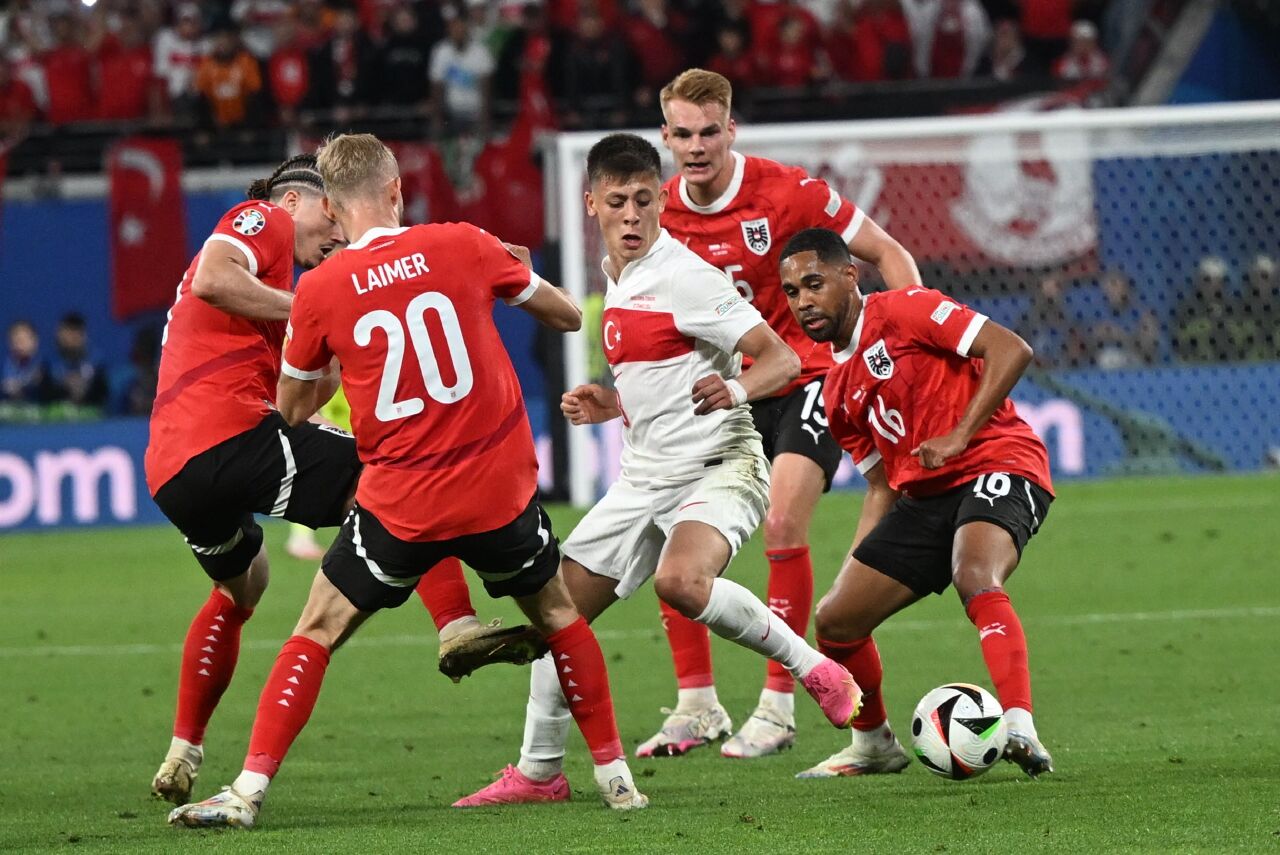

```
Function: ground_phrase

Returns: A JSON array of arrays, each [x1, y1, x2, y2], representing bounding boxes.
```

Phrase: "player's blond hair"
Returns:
[[315, 133, 399, 209], [660, 69, 733, 121]]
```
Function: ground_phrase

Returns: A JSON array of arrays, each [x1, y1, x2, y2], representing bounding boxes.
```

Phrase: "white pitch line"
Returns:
[[1, 605, 1275, 660]]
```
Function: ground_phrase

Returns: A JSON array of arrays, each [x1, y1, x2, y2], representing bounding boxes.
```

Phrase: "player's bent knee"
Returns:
[[814, 596, 871, 643], [951, 565, 1004, 602], [653, 572, 709, 620], [762, 508, 807, 550]]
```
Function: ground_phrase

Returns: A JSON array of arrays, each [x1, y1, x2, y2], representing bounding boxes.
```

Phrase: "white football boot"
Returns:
[[796, 725, 911, 778], [167, 786, 262, 829], [635, 704, 733, 757], [721, 703, 797, 758]]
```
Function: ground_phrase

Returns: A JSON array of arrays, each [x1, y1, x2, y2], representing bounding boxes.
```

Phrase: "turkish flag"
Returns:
[[108, 137, 188, 320]]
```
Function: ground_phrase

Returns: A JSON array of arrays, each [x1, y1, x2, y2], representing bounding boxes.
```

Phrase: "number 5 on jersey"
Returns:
[[356, 291, 474, 422]]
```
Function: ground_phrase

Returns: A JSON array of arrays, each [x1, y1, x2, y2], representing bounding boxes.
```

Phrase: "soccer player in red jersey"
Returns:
[[147, 155, 526, 806], [642, 68, 923, 758], [167, 134, 645, 829], [780, 227, 1055, 779]]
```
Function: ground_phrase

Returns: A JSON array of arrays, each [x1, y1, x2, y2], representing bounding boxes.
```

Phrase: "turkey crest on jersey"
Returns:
[[741, 217, 771, 256]]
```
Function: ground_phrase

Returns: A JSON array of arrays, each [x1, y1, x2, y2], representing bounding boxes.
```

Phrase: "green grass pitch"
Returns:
[[1, 475, 1278, 853]]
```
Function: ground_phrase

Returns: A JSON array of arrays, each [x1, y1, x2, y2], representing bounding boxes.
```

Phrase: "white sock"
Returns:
[[593, 756, 636, 795], [166, 736, 203, 766], [695, 578, 824, 679], [849, 721, 895, 751], [437, 615, 481, 646], [676, 686, 719, 712], [232, 770, 271, 799], [1004, 706, 1037, 739], [759, 688, 795, 718], [517, 653, 571, 781]]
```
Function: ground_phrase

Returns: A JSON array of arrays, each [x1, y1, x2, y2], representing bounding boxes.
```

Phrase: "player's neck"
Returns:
[[343, 212, 400, 247], [685, 159, 736, 208], [833, 305, 863, 351]]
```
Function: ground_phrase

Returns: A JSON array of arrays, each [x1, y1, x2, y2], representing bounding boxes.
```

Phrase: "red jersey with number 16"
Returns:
[[145, 200, 295, 494], [282, 222, 541, 541], [662, 152, 866, 396], [825, 287, 1053, 498]]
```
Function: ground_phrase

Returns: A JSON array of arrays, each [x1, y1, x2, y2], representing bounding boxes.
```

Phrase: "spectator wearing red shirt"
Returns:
[[1053, 20, 1108, 81], [0, 58, 38, 144], [707, 25, 758, 90], [96, 13, 156, 121], [825, 0, 912, 83], [42, 14, 94, 125], [623, 0, 690, 100], [749, 0, 821, 65], [763, 13, 826, 88], [901, 0, 991, 79], [268, 16, 310, 124], [1020, 0, 1073, 72]]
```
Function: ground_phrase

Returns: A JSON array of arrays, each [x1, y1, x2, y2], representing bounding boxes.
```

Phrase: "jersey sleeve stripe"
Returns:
[[280, 358, 327, 381], [855, 449, 882, 474], [205, 233, 261, 277], [504, 271, 541, 306], [840, 207, 867, 244], [956, 313, 988, 357]]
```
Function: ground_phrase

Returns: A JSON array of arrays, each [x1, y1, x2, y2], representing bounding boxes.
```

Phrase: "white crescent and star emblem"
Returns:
[[603, 320, 621, 353]]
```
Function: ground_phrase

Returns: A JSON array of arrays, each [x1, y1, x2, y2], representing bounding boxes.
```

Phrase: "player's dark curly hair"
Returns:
[[246, 154, 324, 201], [780, 228, 853, 268], [586, 133, 662, 186]]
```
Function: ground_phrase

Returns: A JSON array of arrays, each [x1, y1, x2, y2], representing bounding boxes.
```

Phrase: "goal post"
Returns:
[[551, 101, 1280, 508]]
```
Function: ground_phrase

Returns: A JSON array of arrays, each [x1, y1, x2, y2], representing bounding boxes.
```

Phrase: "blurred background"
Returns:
[[1, 0, 1278, 528]]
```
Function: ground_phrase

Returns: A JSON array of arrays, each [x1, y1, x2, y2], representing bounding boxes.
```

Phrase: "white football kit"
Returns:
[[562, 229, 771, 596]]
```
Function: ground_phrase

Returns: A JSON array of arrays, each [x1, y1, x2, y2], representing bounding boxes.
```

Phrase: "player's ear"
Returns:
[[277, 189, 301, 215], [726, 116, 737, 144], [845, 261, 860, 289], [657, 187, 668, 214], [321, 194, 338, 222], [584, 190, 598, 219], [660, 123, 670, 148]]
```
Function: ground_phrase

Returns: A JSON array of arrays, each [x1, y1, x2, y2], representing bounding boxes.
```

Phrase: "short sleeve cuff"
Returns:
[[504, 272, 541, 306], [855, 449, 882, 474], [956, 314, 988, 357], [281, 358, 327, 381], [205, 233, 261, 277], [840, 208, 867, 244]]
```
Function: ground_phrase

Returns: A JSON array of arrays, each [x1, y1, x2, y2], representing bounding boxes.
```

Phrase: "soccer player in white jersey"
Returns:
[[454, 133, 862, 807]]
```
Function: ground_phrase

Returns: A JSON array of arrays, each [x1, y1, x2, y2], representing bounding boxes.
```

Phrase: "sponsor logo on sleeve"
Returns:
[[862, 339, 894, 380], [715, 295, 744, 316], [824, 187, 841, 217], [931, 301, 960, 325], [233, 208, 267, 236]]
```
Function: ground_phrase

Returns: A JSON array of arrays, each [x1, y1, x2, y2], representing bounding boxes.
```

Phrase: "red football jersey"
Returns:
[[282, 223, 541, 541], [145, 200, 296, 494], [824, 287, 1053, 497], [662, 152, 866, 396]]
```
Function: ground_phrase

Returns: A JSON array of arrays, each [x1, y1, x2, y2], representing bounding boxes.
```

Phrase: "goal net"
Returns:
[[549, 101, 1280, 507]]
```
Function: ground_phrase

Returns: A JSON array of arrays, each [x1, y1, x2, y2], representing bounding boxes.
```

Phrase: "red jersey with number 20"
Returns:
[[825, 287, 1053, 498], [662, 152, 866, 396], [282, 223, 541, 542], [145, 200, 295, 494]]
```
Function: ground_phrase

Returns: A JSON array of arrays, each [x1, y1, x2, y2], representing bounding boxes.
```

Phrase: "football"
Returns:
[[910, 683, 1008, 780]]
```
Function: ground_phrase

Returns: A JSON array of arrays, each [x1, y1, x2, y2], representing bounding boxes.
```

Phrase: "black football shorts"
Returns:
[[322, 493, 560, 612], [749, 377, 843, 490], [853, 473, 1053, 597], [152, 413, 361, 581]]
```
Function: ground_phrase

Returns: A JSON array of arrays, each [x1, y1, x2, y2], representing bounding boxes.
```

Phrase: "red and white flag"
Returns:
[[108, 137, 188, 319]]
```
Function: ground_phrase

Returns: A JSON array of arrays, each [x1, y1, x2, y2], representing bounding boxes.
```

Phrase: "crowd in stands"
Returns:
[[0, 0, 1112, 141]]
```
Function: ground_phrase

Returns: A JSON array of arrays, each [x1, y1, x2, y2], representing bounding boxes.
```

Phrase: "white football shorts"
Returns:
[[561, 452, 769, 599]]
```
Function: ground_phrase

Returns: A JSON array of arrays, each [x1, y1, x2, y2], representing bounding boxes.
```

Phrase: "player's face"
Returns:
[[585, 174, 667, 267], [661, 98, 736, 189], [290, 193, 345, 270], [780, 251, 861, 344]]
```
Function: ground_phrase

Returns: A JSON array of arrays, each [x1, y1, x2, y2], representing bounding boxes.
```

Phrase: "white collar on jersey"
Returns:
[[831, 293, 866, 364], [600, 228, 676, 285], [346, 225, 410, 250], [678, 151, 746, 215]]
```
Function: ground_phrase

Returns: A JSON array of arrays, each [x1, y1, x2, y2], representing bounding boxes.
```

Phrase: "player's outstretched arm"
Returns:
[[848, 217, 921, 292], [561, 384, 621, 425], [911, 320, 1033, 469], [513, 280, 583, 332], [278, 372, 328, 427], [191, 239, 293, 321], [691, 322, 801, 416]]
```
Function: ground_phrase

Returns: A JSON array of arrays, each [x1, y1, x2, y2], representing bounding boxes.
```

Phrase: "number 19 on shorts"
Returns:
[[355, 292, 474, 422]]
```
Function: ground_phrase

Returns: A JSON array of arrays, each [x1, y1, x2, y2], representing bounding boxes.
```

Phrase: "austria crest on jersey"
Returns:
[[863, 338, 894, 379], [741, 217, 772, 256]]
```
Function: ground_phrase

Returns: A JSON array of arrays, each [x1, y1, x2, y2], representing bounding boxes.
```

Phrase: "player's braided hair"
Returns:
[[246, 154, 324, 201]]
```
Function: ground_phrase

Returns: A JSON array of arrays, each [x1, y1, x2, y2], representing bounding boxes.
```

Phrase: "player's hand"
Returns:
[[561, 384, 620, 425], [503, 242, 533, 270], [691, 374, 735, 416], [911, 432, 969, 470]]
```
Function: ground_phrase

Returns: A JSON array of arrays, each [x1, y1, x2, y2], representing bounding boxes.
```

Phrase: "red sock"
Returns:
[[764, 547, 815, 693], [966, 590, 1033, 713], [414, 557, 476, 631], [546, 617, 623, 764], [659, 598, 714, 689], [818, 636, 887, 731], [243, 636, 332, 778], [173, 589, 253, 744]]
